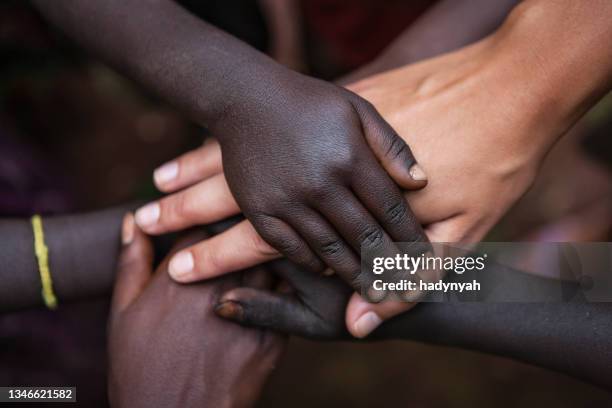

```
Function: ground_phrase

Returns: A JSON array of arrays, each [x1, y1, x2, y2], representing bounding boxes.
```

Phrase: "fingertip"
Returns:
[[352, 311, 382, 339], [346, 293, 416, 338], [214, 300, 244, 321], [219, 288, 240, 303], [119, 213, 150, 261], [168, 250, 195, 282], [345, 293, 377, 338], [347, 292, 417, 338], [374, 159, 427, 191], [134, 202, 160, 232], [409, 163, 427, 183], [112, 213, 154, 314], [392, 163, 428, 190], [153, 161, 179, 191]]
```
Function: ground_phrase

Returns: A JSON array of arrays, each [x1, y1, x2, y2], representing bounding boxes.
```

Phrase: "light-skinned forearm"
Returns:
[[483, 0, 612, 158]]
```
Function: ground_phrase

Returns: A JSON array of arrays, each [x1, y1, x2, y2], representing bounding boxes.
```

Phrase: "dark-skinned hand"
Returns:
[[215, 258, 353, 340], [32, 0, 428, 286], [136, 69, 429, 293], [108, 215, 285, 408]]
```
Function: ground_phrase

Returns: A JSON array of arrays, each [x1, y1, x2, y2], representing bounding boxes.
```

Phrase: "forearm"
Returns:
[[0, 205, 132, 312], [31, 0, 286, 132], [377, 267, 612, 388], [340, 0, 520, 84], [380, 302, 611, 388], [484, 0, 612, 158]]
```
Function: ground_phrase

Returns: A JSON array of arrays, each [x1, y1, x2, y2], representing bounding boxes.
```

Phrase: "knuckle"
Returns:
[[301, 253, 325, 273], [385, 134, 409, 160], [385, 200, 409, 226], [320, 240, 343, 257], [324, 98, 356, 120], [254, 220, 301, 258], [276, 238, 304, 258], [199, 248, 220, 275], [176, 193, 199, 221], [358, 226, 384, 250], [305, 183, 336, 203], [313, 143, 360, 179]]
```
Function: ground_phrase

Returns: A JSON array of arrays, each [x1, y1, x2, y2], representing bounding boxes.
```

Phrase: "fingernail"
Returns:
[[214, 301, 244, 321], [169, 251, 194, 280], [353, 311, 382, 338], [409, 164, 427, 181], [121, 213, 135, 245], [154, 161, 179, 186], [135, 203, 160, 228]]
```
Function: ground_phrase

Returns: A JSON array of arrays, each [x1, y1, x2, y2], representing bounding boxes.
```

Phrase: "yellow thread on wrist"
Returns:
[[31, 215, 58, 310]]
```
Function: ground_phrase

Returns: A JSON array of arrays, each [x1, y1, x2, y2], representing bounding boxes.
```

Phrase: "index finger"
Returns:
[[167, 220, 282, 283], [154, 138, 223, 193]]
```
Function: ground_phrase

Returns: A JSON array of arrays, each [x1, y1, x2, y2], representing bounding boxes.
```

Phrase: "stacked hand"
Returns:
[[136, 70, 429, 286], [135, 31, 566, 337]]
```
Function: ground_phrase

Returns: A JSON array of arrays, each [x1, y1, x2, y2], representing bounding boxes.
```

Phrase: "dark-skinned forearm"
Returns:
[[377, 271, 611, 389], [340, 0, 520, 84], [0, 205, 132, 312], [31, 0, 286, 132]]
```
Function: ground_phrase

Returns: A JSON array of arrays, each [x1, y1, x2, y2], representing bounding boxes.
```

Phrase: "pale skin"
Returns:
[[138, 0, 612, 337]]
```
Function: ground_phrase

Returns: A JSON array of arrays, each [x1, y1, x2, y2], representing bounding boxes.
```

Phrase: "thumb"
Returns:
[[215, 288, 315, 337], [355, 99, 427, 190], [111, 213, 154, 315], [345, 292, 417, 338]]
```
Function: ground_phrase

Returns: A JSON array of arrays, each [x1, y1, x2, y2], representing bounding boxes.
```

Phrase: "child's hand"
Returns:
[[109, 217, 284, 408], [136, 73, 428, 289], [215, 258, 352, 341]]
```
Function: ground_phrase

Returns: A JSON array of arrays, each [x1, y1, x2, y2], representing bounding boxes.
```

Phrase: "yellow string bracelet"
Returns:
[[31, 215, 58, 310]]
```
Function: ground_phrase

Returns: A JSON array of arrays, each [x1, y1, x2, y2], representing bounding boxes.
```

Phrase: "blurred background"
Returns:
[[0, 0, 610, 406]]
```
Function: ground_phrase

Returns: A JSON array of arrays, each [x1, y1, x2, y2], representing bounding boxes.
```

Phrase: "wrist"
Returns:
[[47, 206, 129, 303], [483, 0, 612, 159], [206, 61, 294, 137]]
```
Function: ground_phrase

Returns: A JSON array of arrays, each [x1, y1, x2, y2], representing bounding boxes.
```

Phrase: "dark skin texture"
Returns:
[[0, 205, 133, 312], [109, 226, 284, 408], [216, 260, 612, 390], [31, 0, 427, 288]]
